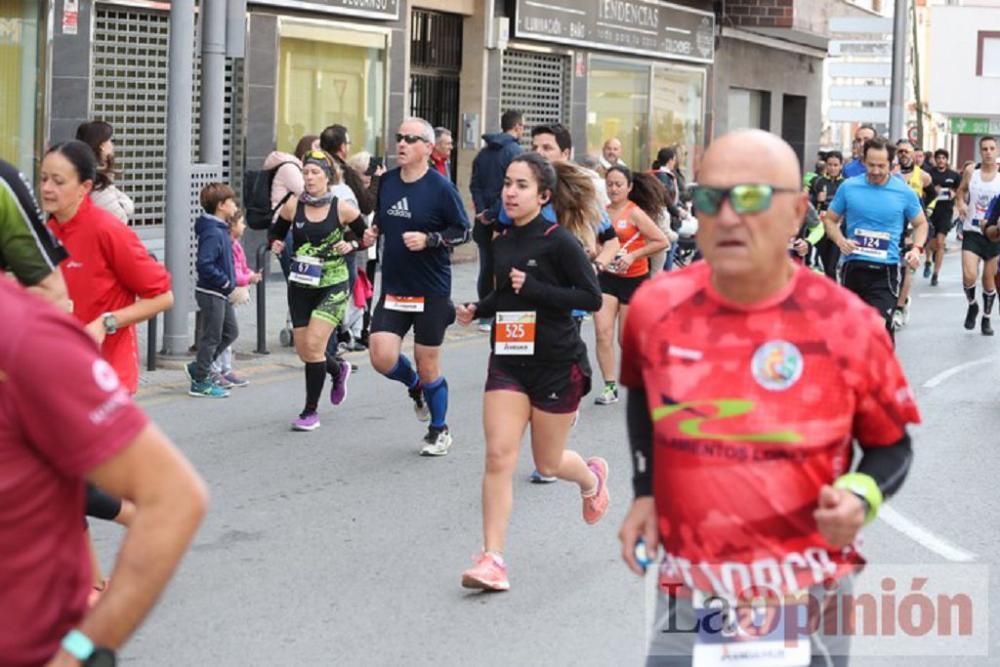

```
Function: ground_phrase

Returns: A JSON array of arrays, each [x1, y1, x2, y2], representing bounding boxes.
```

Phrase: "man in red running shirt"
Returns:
[[618, 130, 919, 666]]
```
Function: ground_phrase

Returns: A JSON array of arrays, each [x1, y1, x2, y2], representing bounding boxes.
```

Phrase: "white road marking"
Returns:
[[879, 505, 978, 562], [917, 292, 964, 298], [921, 355, 999, 388]]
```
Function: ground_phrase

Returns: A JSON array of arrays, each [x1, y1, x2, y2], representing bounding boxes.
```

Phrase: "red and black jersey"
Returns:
[[621, 261, 920, 597]]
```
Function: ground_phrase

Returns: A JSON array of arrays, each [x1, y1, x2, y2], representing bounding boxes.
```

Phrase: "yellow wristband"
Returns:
[[834, 473, 883, 524]]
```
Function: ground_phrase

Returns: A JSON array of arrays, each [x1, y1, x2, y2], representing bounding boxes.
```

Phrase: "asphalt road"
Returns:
[[93, 253, 1000, 666]]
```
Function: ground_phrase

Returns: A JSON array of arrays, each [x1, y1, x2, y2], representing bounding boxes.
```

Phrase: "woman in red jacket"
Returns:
[[41, 140, 173, 394]]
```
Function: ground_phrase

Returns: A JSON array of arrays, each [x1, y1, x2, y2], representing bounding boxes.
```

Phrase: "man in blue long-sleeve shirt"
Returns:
[[365, 117, 471, 456]]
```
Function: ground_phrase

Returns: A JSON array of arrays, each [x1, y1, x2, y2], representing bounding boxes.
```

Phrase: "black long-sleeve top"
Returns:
[[475, 215, 602, 364]]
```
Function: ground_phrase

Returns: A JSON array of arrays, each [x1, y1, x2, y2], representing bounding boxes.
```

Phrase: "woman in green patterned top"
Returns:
[[269, 150, 368, 431]]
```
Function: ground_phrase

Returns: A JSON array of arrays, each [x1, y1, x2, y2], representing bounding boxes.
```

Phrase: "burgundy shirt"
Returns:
[[0, 279, 148, 665]]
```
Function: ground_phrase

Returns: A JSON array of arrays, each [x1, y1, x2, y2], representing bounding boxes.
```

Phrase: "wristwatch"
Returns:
[[101, 312, 118, 335], [61, 630, 116, 666]]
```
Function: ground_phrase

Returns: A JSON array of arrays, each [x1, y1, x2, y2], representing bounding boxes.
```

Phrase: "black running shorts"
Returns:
[[961, 231, 1000, 260], [288, 282, 349, 328], [371, 294, 456, 347], [598, 273, 648, 305], [841, 260, 900, 337]]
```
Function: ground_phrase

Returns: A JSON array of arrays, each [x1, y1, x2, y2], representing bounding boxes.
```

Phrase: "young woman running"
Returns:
[[456, 153, 608, 592], [269, 150, 367, 431], [593, 167, 669, 405]]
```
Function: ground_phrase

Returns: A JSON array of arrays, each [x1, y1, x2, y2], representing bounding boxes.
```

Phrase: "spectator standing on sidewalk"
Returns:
[[0, 277, 207, 667], [470, 110, 524, 330], [76, 120, 134, 224], [186, 183, 240, 398], [430, 127, 453, 179], [211, 208, 260, 389]]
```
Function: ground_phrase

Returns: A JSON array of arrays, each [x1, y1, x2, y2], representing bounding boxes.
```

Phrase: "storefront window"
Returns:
[[0, 0, 42, 174], [651, 66, 705, 178], [587, 58, 649, 170], [277, 23, 386, 158]]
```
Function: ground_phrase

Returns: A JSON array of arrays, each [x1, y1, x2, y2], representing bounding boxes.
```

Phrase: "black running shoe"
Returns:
[[409, 385, 430, 422], [930, 274, 939, 287], [982, 317, 995, 337], [965, 302, 980, 330]]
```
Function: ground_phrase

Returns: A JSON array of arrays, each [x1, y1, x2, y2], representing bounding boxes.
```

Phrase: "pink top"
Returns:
[[232, 238, 252, 287]]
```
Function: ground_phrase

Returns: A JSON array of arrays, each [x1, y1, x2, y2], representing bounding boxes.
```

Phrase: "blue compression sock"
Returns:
[[422, 376, 449, 429], [384, 355, 419, 389]]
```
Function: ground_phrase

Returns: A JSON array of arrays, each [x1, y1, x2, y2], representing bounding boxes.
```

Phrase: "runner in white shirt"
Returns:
[[955, 136, 1000, 335]]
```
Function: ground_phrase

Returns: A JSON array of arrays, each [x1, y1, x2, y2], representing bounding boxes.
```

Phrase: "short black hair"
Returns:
[[934, 148, 950, 159], [531, 123, 572, 153], [980, 135, 997, 147], [320, 124, 349, 155], [825, 150, 844, 163], [863, 136, 895, 162], [501, 110, 523, 132]]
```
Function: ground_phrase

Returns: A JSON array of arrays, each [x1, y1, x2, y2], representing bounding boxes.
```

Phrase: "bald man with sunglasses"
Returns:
[[618, 130, 919, 666], [364, 117, 471, 456]]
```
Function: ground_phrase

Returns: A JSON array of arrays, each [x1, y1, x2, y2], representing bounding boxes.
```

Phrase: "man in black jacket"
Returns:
[[320, 124, 382, 215], [469, 110, 524, 329]]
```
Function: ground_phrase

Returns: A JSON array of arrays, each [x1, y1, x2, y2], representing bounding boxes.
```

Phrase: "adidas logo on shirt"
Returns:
[[387, 197, 412, 219]]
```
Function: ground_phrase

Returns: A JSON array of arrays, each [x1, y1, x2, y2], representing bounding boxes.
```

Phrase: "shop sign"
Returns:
[[514, 0, 715, 64], [949, 117, 993, 135], [254, 0, 399, 21]]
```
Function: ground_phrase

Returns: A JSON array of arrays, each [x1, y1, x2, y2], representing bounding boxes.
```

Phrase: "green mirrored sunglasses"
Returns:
[[691, 184, 798, 215]]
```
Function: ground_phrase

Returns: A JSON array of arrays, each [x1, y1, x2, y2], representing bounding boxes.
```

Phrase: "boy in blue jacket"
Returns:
[[186, 183, 239, 397]]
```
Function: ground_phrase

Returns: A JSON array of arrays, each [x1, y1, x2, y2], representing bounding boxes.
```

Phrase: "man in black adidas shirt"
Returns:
[[364, 117, 470, 457], [924, 149, 962, 286]]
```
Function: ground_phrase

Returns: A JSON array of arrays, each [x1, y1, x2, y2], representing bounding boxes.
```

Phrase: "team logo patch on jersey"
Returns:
[[751, 340, 803, 391]]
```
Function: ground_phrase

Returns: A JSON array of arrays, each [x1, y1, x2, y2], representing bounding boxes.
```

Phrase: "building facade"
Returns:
[[929, 1, 1000, 165], [5, 0, 864, 242]]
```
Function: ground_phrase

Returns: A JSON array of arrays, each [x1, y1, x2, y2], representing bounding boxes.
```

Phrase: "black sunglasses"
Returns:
[[396, 133, 429, 145]]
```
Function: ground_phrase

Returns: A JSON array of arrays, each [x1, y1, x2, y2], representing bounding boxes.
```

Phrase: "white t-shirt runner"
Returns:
[[963, 168, 1000, 233]]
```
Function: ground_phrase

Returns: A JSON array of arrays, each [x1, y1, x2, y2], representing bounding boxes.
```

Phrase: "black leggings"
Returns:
[[86, 482, 122, 521]]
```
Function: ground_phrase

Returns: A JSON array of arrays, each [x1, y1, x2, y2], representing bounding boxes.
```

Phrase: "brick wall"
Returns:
[[724, 0, 794, 29]]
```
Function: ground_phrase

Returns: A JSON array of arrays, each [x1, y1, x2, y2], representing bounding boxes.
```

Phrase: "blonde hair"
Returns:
[[551, 162, 599, 252], [347, 150, 372, 176]]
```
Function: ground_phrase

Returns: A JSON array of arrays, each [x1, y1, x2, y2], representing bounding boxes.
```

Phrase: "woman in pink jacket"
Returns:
[[211, 209, 261, 387]]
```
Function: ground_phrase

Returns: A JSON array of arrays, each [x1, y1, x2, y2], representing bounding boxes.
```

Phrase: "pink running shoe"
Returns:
[[582, 457, 609, 525], [461, 552, 510, 592]]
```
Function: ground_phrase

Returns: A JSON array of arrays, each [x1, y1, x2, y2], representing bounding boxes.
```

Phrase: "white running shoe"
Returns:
[[420, 428, 452, 456]]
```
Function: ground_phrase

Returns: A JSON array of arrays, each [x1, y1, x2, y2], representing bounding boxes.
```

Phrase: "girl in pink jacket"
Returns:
[[211, 210, 261, 387]]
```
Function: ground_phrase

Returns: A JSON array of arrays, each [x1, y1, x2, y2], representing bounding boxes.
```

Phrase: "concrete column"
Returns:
[[162, 0, 196, 356], [199, 0, 227, 165]]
